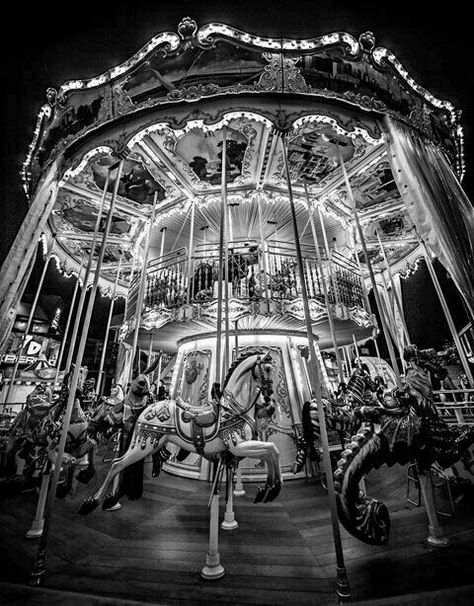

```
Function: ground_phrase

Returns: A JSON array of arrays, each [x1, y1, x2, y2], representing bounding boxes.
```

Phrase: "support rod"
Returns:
[[416, 231, 474, 386], [30, 160, 124, 586], [376, 231, 410, 346], [53, 259, 84, 389], [96, 255, 123, 397], [64, 172, 111, 373], [129, 193, 159, 383], [224, 170, 230, 372], [317, 205, 340, 308], [4, 241, 53, 405], [340, 153, 402, 387], [303, 182, 344, 384], [215, 128, 227, 387], [257, 192, 271, 314], [281, 133, 350, 602], [186, 201, 196, 305]]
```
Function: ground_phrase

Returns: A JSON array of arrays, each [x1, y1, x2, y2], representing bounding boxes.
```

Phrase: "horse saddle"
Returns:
[[175, 399, 219, 455]]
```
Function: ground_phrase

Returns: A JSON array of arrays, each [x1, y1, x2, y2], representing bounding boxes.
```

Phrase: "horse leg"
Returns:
[[78, 440, 157, 515], [229, 441, 281, 503], [77, 443, 96, 484]]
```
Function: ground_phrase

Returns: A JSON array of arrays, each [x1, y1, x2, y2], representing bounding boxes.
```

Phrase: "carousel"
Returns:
[[1, 16, 474, 602]]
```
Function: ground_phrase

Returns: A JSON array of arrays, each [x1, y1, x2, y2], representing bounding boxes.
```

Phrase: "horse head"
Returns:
[[128, 353, 162, 401], [251, 352, 276, 419], [223, 351, 276, 425]]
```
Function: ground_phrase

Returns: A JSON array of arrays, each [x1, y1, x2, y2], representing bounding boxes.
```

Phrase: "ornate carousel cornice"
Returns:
[[22, 17, 465, 196]]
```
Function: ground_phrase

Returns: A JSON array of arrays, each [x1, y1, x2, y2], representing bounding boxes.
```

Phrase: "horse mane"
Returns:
[[222, 350, 266, 389]]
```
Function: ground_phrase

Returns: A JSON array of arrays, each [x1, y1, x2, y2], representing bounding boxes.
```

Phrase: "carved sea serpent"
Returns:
[[334, 426, 391, 545]]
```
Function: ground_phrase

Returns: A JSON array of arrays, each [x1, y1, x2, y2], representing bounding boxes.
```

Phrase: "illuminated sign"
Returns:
[[1, 335, 59, 367]]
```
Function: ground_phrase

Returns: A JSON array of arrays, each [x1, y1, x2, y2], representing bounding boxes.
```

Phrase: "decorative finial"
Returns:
[[359, 31, 376, 53], [178, 17, 198, 41]]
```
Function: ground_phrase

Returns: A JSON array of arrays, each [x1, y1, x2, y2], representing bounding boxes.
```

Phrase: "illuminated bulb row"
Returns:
[[59, 33, 181, 95], [398, 254, 424, 280], [196, 24, 359, 55], [372, 47, 465, 177], [372, 48, 456, 119], [59, 146, 113, 185], [21, 104, 52, 196], [292, 114, 381, 146]]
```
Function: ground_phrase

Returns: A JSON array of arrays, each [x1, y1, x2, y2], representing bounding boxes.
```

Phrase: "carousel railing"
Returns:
[[433, 388, 474, 425], [138, 240, 365, 313]]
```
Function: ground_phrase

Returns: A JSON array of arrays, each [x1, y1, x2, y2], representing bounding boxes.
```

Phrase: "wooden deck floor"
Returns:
[[1, 451, 474, 605]]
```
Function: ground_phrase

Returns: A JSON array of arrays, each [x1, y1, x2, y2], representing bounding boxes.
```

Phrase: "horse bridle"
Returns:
[[223, 354, 275, 418], [252, 354, 275, 410]]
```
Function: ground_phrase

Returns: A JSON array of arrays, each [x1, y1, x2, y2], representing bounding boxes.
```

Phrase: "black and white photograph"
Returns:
[[1, 1, 473, 604]]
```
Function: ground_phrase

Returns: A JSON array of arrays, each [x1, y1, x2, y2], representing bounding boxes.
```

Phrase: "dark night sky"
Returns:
[[1, 0, 473, 344]]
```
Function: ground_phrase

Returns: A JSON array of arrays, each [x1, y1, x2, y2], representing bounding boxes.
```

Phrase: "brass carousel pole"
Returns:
[[349, 230, 386, 379], [317, 205, 340, 309], [30, 160, 124, 586], [155, 225, 167, 383], [128, 192, 158, 384], [281, 132, 350, 602], [224, 161, 231, 373], [186, 200, 196, 306], [53, 258, 84, 390], [352, 334, 362, 367], [159, 226, 167, 261], [201, 127, 227, 581], [303, 182, 344, 384], [376, 231, 410, 346], [377, 270, 407, 370], [121, 253, 137, 338], [96, 254, 123, 397], [64, 172, 111, 374], [257, 192, 271, 314], [340, 153, 402, 387], [215, 128, 227, 388], [3, 239, 54, 406], [415, 230, 474, 386]]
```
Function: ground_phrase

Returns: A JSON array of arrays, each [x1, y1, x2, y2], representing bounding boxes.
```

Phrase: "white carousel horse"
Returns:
[[79, 351, 282, 514]]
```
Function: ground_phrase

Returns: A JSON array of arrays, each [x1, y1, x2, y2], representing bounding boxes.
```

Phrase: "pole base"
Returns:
[[105, 502, 122, 511], [233, 489, 246, 497], [221, 514, 238, 530], [426, 524, 450, 548], [26, 521, 44, 539], [200, 562, 226, 580], [28, 569, 45, 587], [336, 566, 351, 602]]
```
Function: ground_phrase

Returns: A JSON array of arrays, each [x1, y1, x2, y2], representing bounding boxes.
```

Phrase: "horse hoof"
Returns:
[[78, 498, 98, 515], [253, 485, 267, 503], [263, 480, 282, 503], [102, 493, 120, 511]]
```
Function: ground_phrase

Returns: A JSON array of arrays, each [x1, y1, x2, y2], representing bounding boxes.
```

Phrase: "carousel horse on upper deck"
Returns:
[[79, 351, 282, 514]]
